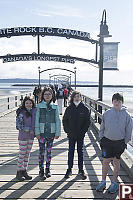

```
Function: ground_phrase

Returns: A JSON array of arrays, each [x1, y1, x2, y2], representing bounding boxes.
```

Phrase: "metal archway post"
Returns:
[[38, 66, 41, 87], [74, 67, 77, 90], [98, 9, 112, 123]]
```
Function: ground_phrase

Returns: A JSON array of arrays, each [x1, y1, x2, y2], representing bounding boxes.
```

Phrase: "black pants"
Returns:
[[64, 97, 67, 107], [68, 138, 84, 171], [34, 96, 38, 104]]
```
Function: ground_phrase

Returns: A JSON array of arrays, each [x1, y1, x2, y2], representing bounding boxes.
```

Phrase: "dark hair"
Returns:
[[112, 93, 124, 103], [70, 91, 82, 104], [40, 86, 53, 103], [17, 96, 35, 117]]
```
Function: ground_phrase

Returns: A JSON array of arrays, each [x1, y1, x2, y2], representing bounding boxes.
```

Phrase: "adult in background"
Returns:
[[50, 85, 56, 103], [56, 84, 64, 115], [33, 86, 39, 104], [64, 87, 69, 107], [63, 91, 90, 179], [37, 86, 42, 103]]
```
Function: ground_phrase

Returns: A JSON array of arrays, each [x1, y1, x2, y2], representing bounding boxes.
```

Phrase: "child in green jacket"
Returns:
[[35, 87, 61, 180]]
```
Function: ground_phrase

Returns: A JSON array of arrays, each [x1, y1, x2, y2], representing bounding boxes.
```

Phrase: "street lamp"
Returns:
[[38, 66, 41, 87], [98, 9, 112, 102], [98, 9, 112, 122], [74, 67, 77, 90]]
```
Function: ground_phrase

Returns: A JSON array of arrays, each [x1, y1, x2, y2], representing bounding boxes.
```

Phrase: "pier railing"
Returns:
[[82, 94, 133, 180], [82, 95, 111, 123], [0, 91, 32, 117]]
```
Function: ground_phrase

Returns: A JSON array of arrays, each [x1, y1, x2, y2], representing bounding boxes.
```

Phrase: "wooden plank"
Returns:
[[0, 189, 120, 199]]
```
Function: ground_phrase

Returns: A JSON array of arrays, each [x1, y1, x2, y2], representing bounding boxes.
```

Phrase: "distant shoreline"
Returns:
[[12, 84, 133, 88]]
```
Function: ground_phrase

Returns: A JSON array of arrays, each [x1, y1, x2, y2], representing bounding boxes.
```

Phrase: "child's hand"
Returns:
[[30, 131, 34, 135], [54, 136, 59, 139], [36, 135, 41, 140]]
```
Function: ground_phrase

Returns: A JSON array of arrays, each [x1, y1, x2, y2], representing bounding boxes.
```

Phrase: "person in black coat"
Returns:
[[63, 91, 90, 179]]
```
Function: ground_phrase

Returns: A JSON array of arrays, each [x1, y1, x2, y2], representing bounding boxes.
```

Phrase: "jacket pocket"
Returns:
[[40, 123, 45, 133], [51, 123, 56, 133]]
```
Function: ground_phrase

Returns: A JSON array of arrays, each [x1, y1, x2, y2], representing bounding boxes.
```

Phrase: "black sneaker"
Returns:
[[45, 168, 51, 178], [64, 169, 72, 179], [22, 170, 32, 180], [78, 170, 87, 180], [39, 170, 46, 180], [16, 170, 25, 181]]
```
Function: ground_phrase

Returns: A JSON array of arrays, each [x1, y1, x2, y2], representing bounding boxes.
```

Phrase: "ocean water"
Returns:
[[77, 87, 133, 114], [0, 83, 34, 96]]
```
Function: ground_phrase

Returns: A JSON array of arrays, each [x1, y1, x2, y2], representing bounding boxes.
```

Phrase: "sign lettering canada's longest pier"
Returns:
[[2, 54, 75, 64], [0, 27, 90, 41]]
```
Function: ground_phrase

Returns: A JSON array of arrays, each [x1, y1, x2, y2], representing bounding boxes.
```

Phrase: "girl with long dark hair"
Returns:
[[16, 96, 36, 181]]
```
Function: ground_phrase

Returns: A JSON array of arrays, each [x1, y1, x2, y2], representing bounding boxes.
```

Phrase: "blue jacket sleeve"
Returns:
[[35, 105, 40, 136]]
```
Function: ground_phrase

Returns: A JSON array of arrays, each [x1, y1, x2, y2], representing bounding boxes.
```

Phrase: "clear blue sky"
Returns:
[[0, 0, 133, 84]]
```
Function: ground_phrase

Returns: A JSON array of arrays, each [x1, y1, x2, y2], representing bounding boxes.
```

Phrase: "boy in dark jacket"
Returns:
[[63, 91, 90, 179]]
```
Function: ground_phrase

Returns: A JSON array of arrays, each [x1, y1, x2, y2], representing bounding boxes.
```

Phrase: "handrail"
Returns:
[[0, 91, 33, 115], [82, 94, 111, 121]]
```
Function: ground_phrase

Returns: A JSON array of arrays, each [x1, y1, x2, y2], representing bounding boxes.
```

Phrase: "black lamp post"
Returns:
[[74, 67, 77, 90], [38, 66, 41, 87], [98, 9, 112, 102], [98, 9, 112, 122]]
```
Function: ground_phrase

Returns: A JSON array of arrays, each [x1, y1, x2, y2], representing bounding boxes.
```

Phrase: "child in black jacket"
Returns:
[[63, 91, 90, 179]]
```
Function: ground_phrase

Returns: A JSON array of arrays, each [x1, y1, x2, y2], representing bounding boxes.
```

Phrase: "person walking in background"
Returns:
[[33, 86, 39, 104], [63, 91, 90, 179], [16, 96, 36, 181], [50, 85, 56, 103], [35, 87, 61, 180], [37, 86, 42, 103], [56, 84, 64, 115], [64, 87, 69, 107], [96, 93, 132, 193], [67, 85, 71, 96]]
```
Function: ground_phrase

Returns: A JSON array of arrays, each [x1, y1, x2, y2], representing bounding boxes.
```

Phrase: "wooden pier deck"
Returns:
[[0, 108, 132, 200]]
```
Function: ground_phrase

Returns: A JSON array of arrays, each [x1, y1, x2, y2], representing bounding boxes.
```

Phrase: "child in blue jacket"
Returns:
[[35, 87, 61, 180]]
